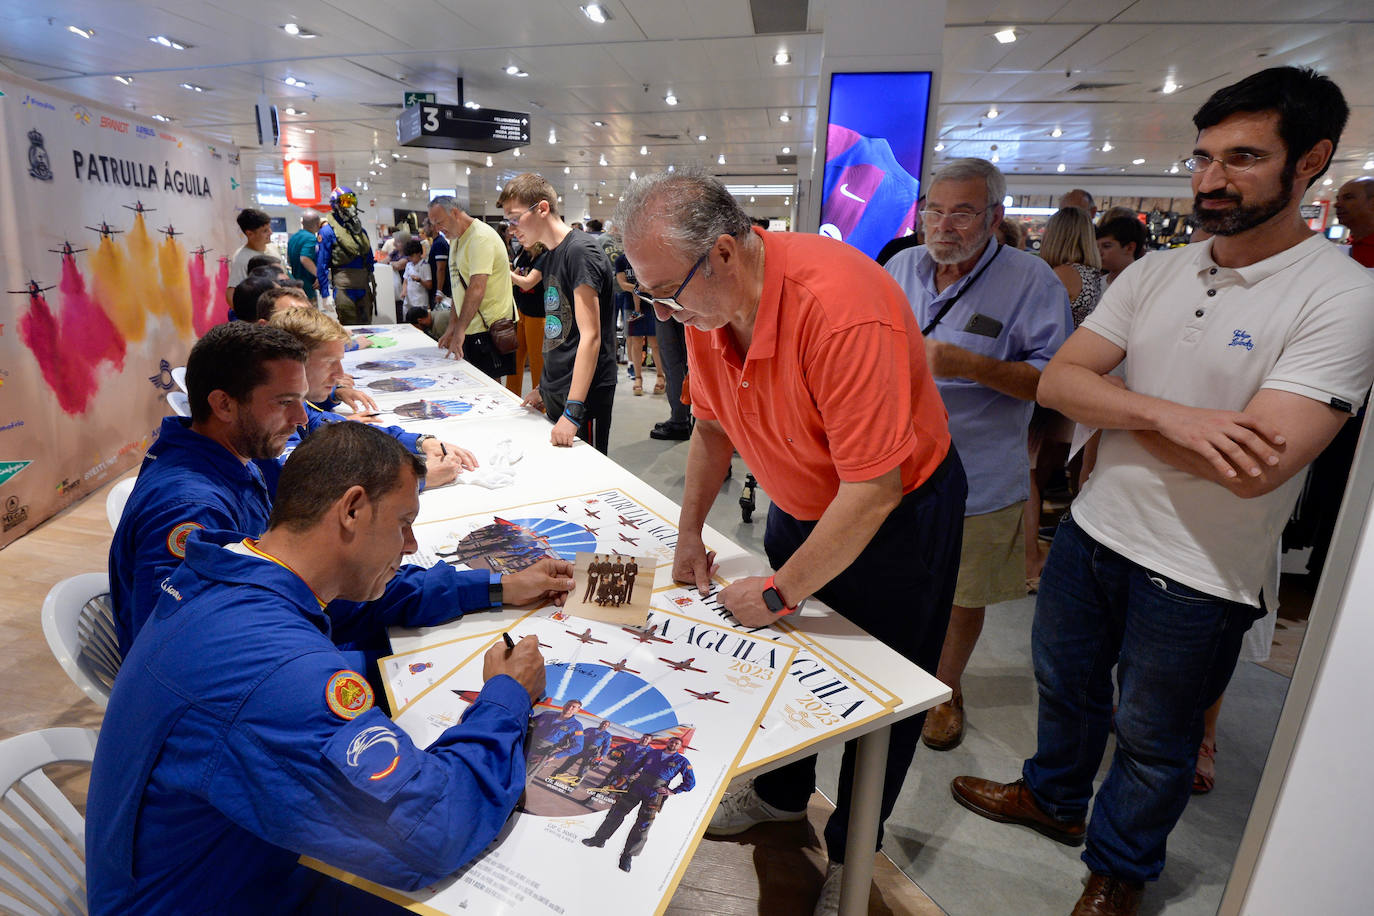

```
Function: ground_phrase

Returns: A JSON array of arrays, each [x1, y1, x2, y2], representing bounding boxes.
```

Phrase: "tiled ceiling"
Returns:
[[3, 0, 1372, 214]]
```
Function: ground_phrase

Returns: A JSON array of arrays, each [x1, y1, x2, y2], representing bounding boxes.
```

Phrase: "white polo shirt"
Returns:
[[1072, 234, 1374, 606]]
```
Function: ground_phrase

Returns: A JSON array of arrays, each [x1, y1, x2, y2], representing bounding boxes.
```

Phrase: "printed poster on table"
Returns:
[[315, 609, 793, 915], [0, 72, 243, 548]]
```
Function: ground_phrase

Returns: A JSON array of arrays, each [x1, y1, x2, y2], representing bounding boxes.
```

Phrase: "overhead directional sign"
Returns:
[[397, 103, 530, 153], [403, 91, 436, 107]]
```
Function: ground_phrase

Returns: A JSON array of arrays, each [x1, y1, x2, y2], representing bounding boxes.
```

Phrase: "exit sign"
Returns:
[[404, 91, 437, 107]]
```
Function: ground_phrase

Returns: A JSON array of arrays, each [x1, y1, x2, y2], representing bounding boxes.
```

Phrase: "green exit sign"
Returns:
[[404, 91, 437, 107]]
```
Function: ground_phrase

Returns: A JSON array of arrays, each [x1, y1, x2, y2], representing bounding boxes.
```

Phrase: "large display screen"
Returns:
[[819, 71, 933, 259]]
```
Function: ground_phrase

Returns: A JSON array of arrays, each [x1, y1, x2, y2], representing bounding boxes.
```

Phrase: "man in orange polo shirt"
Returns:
[[617, 169, 967, 913]]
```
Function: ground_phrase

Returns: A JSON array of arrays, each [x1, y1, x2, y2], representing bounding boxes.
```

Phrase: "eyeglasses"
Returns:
[[1183, 152, 1273, 174], [632, 251, 708, 313], [919, 207, 990, 230], [504, 205, 538, 222]]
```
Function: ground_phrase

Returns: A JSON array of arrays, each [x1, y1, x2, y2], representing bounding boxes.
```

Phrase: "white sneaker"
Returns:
[[813, 862, 843, 916], [705, 781, 807, 836]]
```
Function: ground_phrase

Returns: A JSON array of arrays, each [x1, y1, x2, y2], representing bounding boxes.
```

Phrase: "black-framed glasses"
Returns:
[[1183, 152, 1273, 174], [919, 206, 990, 229], [632, 251, 708, 313]]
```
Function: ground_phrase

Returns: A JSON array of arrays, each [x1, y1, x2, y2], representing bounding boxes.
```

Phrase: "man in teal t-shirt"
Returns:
[[286, 212, 321, 302]]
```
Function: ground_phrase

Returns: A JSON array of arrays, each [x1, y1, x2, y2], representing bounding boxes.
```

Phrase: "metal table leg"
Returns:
[[839, 725, 890, 916]]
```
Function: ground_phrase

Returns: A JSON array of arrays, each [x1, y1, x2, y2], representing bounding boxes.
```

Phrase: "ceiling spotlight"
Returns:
[[485, 156, 493, 167], [592, 120, 605, 127], [113, 75, 134, 85], [1162, 78, 1179, 94], [697, 134, 707, 142], [668, 164, 675, 172], [282, 76, 310, 87], [1323, 177, 1334, 185], [717, 153, 726, 165], [282, 22, 300, 35], [749, 195, 756, 203], [1170, 162, 1180, 174], [990, 152, 1000, 163], [465, 167, 471, 175], [67, 25, 94, 39], [639, 145, 648, 155], [993, 28, 1017, 44], [782, 146, 791, 154], [512, 148, 521, 157], [180, 82, 208, 93], [599, 153, 608, 166], [563, 166, 571, 174], [778, 112, 792, 122], [1101, 141, 1114, 152], [1057, 163, 1066, 173], [464, 100, 481, 110], [664, 91, 678, 106], [149, 35, 191, 50], [505, 65, 521, 75], [1051, 126, 1063, 138], [573, 182, 579, 190], [401, 192, 407, 199], [304, 128, 316, 134], [152, 114, 173, 123], [784, 197, 790, 205], [422, 182, 428, 191], [934, 142, 945, 152], [369, 170, 377, 176], [549, 128, 558, 144], [987, 106, 999, 119], [773, 50, 791, 65], [1365, 159, 1374, 170], [630, 170, 637, 181], [580, 3, 612, 23], [1132, 158, 1146, 165], [283, 107, 306, 116], [392, 152, 400, 159]]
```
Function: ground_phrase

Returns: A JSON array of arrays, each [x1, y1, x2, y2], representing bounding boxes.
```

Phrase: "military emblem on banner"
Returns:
[[27, 129, 53, 181]]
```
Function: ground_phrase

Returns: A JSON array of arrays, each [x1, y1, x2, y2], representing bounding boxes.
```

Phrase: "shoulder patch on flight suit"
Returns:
[[322, 708, 421, 803], [324, 669, 374, 720], [166, 521, 204, 558]]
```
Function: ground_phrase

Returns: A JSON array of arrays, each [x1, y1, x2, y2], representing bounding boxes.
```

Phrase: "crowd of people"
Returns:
[[88, 65, 1374, 916]]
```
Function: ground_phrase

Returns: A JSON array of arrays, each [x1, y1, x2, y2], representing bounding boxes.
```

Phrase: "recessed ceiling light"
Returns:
[[599, 153, 608, 166], [149, 35, 191, 50], [513, 148, 521, 157], [1051, 126, 1063, 138], [774, 50, 791, 65], [630, 170, 637, 181], [113, 75, 134, 85], [784, 197, 790, 205], [1162, 78, 1179, 94], [1171, 162, 1180, 174], [668, 164, 675, 172], [934, 142, 945, 151], [592, 120, 605, 127], [564, 166, 571, 174], [152, 114, 173, 123], [664, 91, 678, 106], [1057, 163, 1066, 172], [303, 128, 315, 134], [749, 195, 756, 202], [573, 183, 579, 190], [1365, 159, 1374, 170], [1101, 140, 1114, 152], [422, 182, 428, 190], [697, 134, 707, 142], [987, 106, 999, 119], [392, 152, 401, 159], [549, 128, 558, 144], [369, 170, 377, 176], [717, 153, 726, 164], [991, 152, 1000, 163], [67, 25, 94, 39], [1323, 177, 1334, 185], [994, 28, 1017, 44], [282, 76, 310, 87], [1132, 158, 1146, 165], [486, 155, 494, 167], [179, 82, 209, 93], [401, 192, 407, 198], [281, 23, 316, 37], [283, 107, 306, 116], [778, 112, 792, 122], [580, 3, 612, 23], [505, 65, 529, 77], [465, 166, 471, 175], [782, 146, 791, 154], [464, 101, 481, 110], [639, 145, 648, 155]]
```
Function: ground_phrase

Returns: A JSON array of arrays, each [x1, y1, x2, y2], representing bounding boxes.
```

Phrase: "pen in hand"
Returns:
[[502, 632, 516, 651]]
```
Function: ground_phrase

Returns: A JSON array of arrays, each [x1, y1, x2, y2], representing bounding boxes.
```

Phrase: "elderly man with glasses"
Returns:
[[616, 167, 966, 915], [885, 157, 1074, 754]]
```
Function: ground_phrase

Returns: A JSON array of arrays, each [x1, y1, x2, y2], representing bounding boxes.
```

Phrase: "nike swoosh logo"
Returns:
[[839, 183, 867, 202]]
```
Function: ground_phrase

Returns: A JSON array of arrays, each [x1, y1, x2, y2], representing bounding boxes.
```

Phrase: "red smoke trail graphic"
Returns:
[[189, 250, 217, 336], [59, 253, 127, 371], [213, 258, 230, 323], [19, 289, 102, 415]]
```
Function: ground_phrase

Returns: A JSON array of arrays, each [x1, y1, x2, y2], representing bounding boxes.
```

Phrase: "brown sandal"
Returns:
[[1192, 739, 1217, 794], [653, 377, 666, 395], [632, 380, 644, 396]]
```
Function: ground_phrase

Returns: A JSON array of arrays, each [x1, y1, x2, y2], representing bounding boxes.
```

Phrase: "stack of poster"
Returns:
[[340, 341, 525, 422]]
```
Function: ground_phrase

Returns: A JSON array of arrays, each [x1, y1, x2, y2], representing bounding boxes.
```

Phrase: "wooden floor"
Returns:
[[0, 471, 942, 915]]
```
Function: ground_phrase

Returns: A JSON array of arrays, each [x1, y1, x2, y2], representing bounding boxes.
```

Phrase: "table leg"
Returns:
[[839, 724, 890, 916]]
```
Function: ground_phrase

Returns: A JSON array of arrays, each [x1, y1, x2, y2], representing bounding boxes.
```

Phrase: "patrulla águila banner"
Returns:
[[0, 73, 244, 548]]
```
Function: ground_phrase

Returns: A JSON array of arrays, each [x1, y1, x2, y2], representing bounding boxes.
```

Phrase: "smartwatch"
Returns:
[[488, 572, 503, 608], [563, 400, 587, 427], [761, 575, 800, 616]]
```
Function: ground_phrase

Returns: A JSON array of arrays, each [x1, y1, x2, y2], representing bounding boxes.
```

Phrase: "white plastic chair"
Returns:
[[40, 574, 121, 709], [104, 477, 136, 533], [171, 365, 187, 393], [165, 391, 190, 417], [0, 727, 99, 915]]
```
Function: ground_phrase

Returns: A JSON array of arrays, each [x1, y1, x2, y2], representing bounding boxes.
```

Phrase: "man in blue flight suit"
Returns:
[[552, 718, 614, 785], [593, 732, 655, 791], [526, 698, 584, 777], [581, 736, 695, 872], [108, 323, 308, 656], [87, 422, 576, 914]]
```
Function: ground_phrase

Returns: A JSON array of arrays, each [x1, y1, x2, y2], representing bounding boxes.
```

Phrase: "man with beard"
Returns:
[[886, 158, 1073, 752], [950, 67, 1374, 916]]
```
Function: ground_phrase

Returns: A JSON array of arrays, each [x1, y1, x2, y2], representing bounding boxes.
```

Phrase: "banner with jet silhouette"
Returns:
[[0, 74, 242, 547]]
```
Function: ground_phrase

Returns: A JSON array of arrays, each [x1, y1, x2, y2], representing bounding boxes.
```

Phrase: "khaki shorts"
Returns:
[[953, 501, 1027, 608]]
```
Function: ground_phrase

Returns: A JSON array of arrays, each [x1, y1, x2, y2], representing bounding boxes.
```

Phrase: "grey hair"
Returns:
[[428, 193, 469, 214], [930, 158, 1007, 213], [615, 167, 753, 256]]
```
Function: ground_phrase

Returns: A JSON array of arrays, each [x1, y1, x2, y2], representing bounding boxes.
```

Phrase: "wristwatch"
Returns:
[[414, 434, 437, 453], [489, 572, 503, 608], [563, 400, 587, 427], [761, 575, 801, 616]]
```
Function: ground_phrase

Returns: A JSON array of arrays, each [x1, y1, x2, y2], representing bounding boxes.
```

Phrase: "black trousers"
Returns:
[[753, 449, 967, 861], [465, 330, 516, 380], [654, 315, 691, 427], [543, 384, 615, 455]]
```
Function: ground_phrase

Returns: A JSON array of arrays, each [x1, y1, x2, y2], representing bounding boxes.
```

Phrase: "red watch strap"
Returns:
[[765, 575, 797, 616]]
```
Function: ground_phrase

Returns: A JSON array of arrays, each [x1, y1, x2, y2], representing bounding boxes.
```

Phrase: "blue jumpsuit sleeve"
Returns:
[[672, 757, 696, 794], [207, 652, 531, 891], [325, 563, 491, 646], [316, 227, 334, 299], [381, 423, 422, 453]]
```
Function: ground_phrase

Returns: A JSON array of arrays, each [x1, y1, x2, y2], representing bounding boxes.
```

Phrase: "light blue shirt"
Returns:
[[886, 240, 1072, 515]]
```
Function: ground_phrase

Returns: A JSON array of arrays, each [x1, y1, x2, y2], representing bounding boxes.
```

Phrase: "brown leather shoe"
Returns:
[[949, 776, 1085, 846], [922, 693, 964, 750], [1071, 873, 1144, 916]]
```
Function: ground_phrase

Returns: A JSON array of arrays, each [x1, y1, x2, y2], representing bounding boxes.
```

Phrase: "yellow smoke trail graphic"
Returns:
[[125, 214, 167, 332], [157, 236, 193, 336], [90, 234, 144, 341]]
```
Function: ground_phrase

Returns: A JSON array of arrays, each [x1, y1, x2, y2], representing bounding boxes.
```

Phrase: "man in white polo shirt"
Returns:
[[950, 66, 1374, 916]]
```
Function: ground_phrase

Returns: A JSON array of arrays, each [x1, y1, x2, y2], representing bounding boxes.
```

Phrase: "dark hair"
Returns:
[[268, 422, 426, 532], [185, 323, 306, 422], [403, 238, 424, 257], [1193, 66, 1349, 188], [247, 254, 285, 275], [405, 306, 431, 325], [585, 218, 603, 232], [278, 277, 305, 290], [1096, 217, 1148, 259], [232, 273, 280, 320], [236, 208, 271, 233], [256, 286, 310, 322]]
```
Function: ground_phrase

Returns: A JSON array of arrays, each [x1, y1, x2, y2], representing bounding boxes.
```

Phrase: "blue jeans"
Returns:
[[1022, 513, 1256, 882]]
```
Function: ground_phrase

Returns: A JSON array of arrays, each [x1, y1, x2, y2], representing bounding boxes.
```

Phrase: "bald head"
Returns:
[[1335, 177, 1374, 238], [1059, 189, 1097, 218]]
